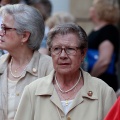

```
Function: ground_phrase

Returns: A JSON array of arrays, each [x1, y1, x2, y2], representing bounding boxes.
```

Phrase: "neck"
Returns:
[[93, 20, 109, 31], [55, 71, 80, 86], [8, 51, 33, 80], [10, 50, 34, 66], [55, 70, 81, 93]]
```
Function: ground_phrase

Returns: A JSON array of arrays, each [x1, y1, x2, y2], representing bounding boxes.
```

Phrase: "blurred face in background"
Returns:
[[0, 13, 23, 51], [0, 0, 10, 6], [89, 0, 98, 22]]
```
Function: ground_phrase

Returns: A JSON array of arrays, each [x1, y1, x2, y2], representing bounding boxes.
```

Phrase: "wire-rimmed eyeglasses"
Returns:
[[0, 24, 17, 35], [50, 46, 81, 55]]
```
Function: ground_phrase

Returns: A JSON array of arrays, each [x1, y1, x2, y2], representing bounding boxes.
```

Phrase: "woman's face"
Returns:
[[0, 0, 10, 6], [51, 33, 86, 75], [0, 13, 22, 52], [89, 0, 98, 21]]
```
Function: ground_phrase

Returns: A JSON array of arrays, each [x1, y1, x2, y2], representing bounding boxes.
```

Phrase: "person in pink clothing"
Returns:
[[104, 97, 120, 120]]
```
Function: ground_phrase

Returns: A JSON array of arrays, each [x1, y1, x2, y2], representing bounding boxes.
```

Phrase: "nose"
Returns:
[[0, 30, 4, 37], [59, 48, 68, 58]]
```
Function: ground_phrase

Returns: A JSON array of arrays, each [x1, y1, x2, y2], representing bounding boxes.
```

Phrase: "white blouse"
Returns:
[[7, 78, 18, 119], [61, 100, 73, 115]]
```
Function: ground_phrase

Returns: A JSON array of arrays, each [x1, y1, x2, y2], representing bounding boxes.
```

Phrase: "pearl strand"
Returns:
[[55, 71, 81, 93], [9, 58, 29, 78]]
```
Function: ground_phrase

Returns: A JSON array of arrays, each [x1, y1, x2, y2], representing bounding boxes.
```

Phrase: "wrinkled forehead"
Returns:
[[52, 32, 79, 39], [2, 12, 11, 19], [2, 13, 14, 22], [51, 33, 80, 46], [52, 30, 79, 39], [1, 13, 15, 28]]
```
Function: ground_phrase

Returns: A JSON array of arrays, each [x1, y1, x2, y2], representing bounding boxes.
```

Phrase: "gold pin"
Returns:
[[67, 117, 71, 120], [65, 100, 68, 106], [87, 91, 93, 97], [16, 93, 20, 96]]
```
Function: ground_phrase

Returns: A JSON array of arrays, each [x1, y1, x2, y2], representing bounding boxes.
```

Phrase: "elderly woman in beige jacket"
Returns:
[[15, 23, 116, 120], [0, 4, 53, 120]]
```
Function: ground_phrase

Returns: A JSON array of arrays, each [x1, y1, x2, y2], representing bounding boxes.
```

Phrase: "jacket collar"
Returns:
[[35, 69, 98, 113], [0, 51, 41, 77], [35, 70, 55, 95], [35, 69, 98, 100], [26, 51, 41, 77], [80, 69, 98, 100], [35, 70, 64, 111], [0, 53, 10, 74]]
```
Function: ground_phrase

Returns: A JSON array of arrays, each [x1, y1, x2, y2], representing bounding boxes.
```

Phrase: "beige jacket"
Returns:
[[0, 51, 53, 120], [15, 70, 116, 120]]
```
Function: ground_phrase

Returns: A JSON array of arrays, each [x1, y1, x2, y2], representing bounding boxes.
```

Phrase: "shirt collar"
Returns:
[[26, 51, 41, 76]]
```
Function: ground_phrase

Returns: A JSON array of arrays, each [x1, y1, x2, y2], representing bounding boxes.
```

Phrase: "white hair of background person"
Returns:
[[0, 4, 45, 50]]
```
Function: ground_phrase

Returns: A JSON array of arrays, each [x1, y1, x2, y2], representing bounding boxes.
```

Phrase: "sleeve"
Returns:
[[101, 25, 119, 48], [14, 86, 33, 120], [104, 87, 117, 117], [104, 97, 120, 120]]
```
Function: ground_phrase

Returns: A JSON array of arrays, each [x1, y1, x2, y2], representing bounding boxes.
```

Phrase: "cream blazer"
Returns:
[[0, 51, 53, 120], [15, 70, 117, 120]]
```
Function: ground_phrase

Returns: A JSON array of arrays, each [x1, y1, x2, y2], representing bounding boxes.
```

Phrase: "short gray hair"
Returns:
[[47, 23, 88, 50], [0, 4, 45, 50]]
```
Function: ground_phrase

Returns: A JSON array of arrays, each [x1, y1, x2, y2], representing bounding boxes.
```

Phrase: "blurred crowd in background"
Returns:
[[0, 0, 120, 120]]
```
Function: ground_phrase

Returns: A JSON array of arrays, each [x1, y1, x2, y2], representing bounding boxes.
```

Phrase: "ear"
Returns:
[[81, 48, 87, 61], [21, 31, 31, 43]]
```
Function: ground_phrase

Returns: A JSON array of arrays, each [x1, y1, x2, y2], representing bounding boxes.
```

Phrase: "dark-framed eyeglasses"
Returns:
[[50, 46, 81, 55], [0, 24, 17, 35]]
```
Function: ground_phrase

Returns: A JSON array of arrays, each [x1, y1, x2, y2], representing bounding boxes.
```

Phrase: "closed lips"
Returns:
[[0, 39, 4, 42]]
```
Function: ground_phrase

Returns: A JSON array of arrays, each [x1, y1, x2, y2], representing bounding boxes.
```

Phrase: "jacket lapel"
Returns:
[[50, 89, 64, 112], [68, 69, 98, 113], [35, 70, 64, 112]]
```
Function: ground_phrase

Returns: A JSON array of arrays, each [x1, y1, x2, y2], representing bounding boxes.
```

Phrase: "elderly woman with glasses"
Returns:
[[0, 4, 53, 120], [15, 23, 116, 120]]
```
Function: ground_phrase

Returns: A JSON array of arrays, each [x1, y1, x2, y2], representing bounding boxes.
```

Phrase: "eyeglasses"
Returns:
[[0, 24, 17, 35], [50, 46, 81, 55]]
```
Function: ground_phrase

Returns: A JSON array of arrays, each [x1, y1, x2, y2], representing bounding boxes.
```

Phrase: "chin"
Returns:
[[57, 69, 71, 75]]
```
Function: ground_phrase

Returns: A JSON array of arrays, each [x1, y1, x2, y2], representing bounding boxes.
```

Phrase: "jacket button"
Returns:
[[32, 68, 37, 73], [16, 93, 20, 96], [67, 116, 71, 120]]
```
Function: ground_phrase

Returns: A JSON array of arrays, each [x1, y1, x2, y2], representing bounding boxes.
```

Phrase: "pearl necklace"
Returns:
[[10, 58, 29, 78], [55, 71, 81, 93]]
